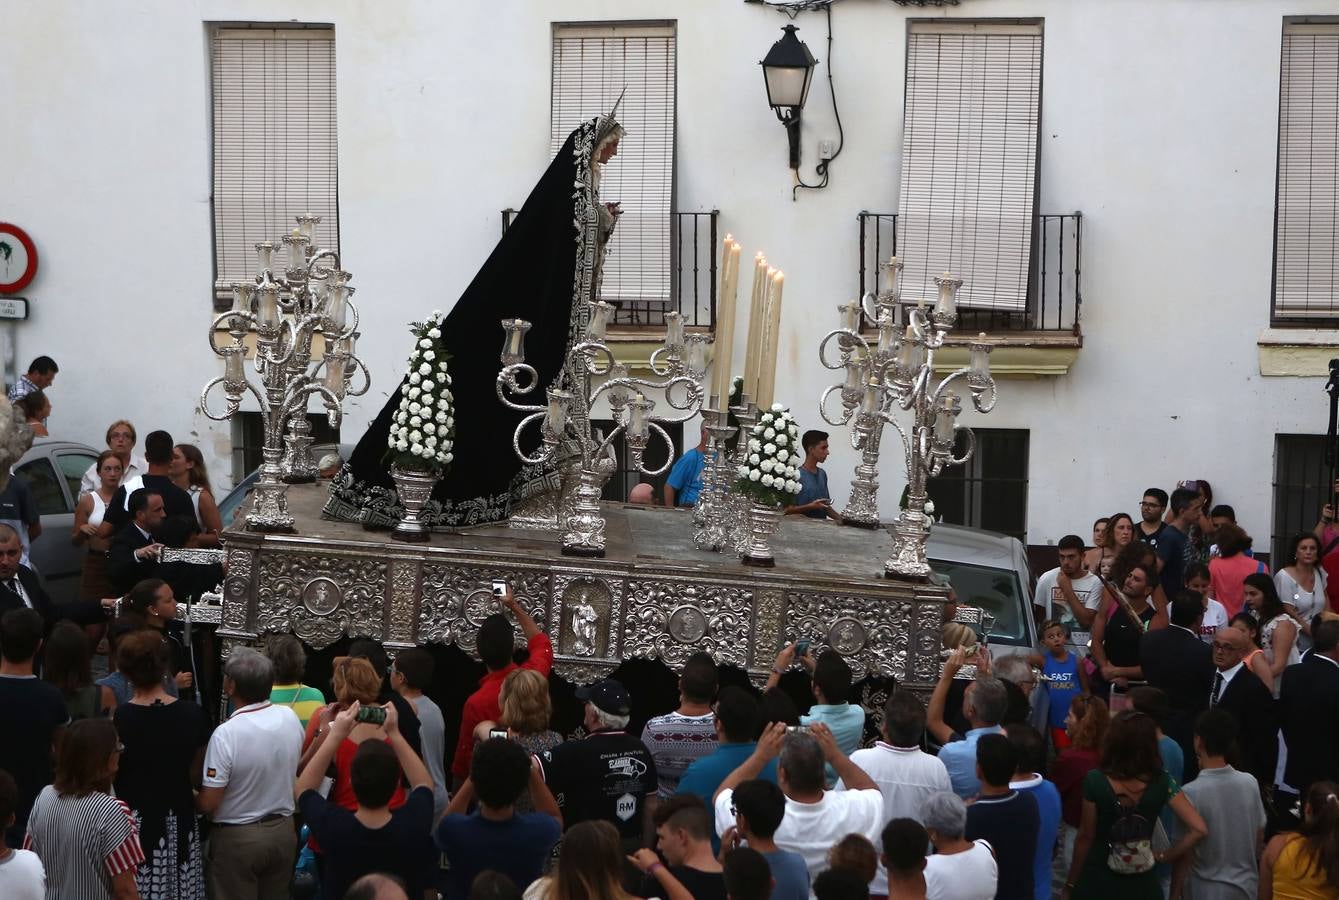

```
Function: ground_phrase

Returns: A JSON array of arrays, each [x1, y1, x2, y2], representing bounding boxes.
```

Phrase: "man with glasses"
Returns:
[[1138, 488, 1170, 546], [79, 420, 148, 494], [1208, 627, 1276, 790]]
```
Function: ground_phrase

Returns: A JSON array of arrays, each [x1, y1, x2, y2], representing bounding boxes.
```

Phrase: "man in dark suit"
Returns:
[[1140, 592, 1214, 778], [1210, 626, 1277, 789], [95, 429, 194, 542], [0, 524, 55, 629], [107, 489, 166, 594], [1280, 618, 1339, 797]]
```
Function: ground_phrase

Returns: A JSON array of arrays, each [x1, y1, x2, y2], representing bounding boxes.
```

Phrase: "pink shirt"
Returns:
[[1209, 554, 1268, 618]]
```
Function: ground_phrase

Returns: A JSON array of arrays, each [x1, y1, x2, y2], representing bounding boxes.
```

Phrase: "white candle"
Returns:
[[897, 325, 918, 371], [224, 347, 245, 385], [713, 239, 740, 402], [935, 392, 960, 443], [288, 231, 306, 271], [630, 393, 647, 437], [546, 389, 572, 436], [258, 286, 281, 330], [686, 338, 707, 374], [840, 301, 861, 334], [757, 270, 784, 409], [255, 242, 275, 277], [970, 333, 991, 379], [324, 354, 345, 395], [936, 272, 957, 317], [861, 380, 881, 416], [665, 311, 685, 350], [299, 214, 317, 241], [326, 277, 349, 332], [742, 253, 766, 401], [877, 313, 897, 355]]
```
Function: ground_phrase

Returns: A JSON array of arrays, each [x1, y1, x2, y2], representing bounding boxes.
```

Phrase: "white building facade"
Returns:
[[5, 0, 1339, 562]]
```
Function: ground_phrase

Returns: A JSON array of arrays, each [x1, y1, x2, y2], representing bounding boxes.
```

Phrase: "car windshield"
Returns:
[[218, 473, 258, 529], [929, 558, 1029, 647]]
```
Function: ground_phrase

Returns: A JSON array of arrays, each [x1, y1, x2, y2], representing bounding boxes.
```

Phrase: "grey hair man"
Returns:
[[713, 721, 885, 882], [197, 648, 304, 900], [538, 678, 660, 851], [921, 791, 999, 897], [344, 873, 410, 900], [927, 648, 1011, 798]]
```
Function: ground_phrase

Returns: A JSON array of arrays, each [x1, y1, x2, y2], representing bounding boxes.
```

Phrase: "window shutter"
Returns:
[[552, 24, 676, 308], [210, 26, 339, 300], [1274, 24, 1339, 319], [896, 22, 1042, 312]]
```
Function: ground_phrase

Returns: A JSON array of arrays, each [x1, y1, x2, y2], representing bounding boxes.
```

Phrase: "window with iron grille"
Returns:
[[590, 418, 682, 503], [1272, 22, 1339, 324], [552, 22, 676, 315], [209, 25, 339, 303], [896, 21, 1043, 313], [1272, 434, 1331, 565], [925, 428, 1029, 541]]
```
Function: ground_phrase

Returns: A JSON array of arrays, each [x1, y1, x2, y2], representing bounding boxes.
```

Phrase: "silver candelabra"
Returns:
[[497, 305, 707, 557], [202, 214, 370, 532], [818, 258, 996, 577]]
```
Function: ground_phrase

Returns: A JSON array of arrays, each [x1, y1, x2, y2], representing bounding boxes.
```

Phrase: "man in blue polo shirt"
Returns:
[[665, 425, 708, 507], [676, 686, 777, 808], [926, 648, 1008, 798]]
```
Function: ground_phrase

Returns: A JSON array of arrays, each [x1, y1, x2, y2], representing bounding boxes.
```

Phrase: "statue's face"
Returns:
[[598, 139, 620, 164]]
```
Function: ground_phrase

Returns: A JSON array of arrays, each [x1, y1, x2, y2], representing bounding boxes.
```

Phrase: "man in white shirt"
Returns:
[[197, 648, 303, 900], [713, 721, 884, 882], [921, 791, 998, 900], [78, 420, 149, 496], [836, 690, 950, 896], [1033, 535, 1104, 655]]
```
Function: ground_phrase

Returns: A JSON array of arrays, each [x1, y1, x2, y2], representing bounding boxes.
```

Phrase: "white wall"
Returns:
[[2, 0, 1332, 546]]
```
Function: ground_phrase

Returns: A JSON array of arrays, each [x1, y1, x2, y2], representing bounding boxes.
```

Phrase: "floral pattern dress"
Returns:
[[114, 699, 210, 900]]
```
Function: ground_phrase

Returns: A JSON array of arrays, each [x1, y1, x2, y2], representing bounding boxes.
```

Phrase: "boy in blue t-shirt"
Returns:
[[1029, 619, 1088, 751]]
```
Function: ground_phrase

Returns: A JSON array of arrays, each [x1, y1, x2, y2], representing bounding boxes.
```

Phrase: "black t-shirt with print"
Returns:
[[540, 730, 658, 846]]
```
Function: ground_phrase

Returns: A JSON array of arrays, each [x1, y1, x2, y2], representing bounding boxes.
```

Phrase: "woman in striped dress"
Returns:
[[24, 718, 144, 900]]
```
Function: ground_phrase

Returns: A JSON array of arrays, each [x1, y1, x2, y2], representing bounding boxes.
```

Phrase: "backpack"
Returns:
[[1105, 790, 1156, 874]]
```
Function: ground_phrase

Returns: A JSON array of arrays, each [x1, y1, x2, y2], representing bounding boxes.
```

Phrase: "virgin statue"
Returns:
[[323, 110, 623, 528]]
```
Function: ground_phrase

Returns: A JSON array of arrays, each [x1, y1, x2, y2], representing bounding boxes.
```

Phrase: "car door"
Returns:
[[15, 453, 79, 604]]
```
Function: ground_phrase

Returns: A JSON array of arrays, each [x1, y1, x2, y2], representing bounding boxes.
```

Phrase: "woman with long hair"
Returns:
[[1063, 711, 1207, 900], [43, 621, 115, 719], [18, 389, 50, 437], [1090, 513, 1135, 578], [1084, 518, 1111, 575], [1211, 524, 1269, 618], [1260, 781, 1339, 898], [1229, 612, 1276, 689], [118, 578, 192, 699], [474, 668, 562, 814], [1090, 563, 1162, 707], [24, 718, 144, 899], [72, 449, 122, 606], [1050, 695, 1111, 871], [522, 820, 642, 900], [113, 629, 208, 900], [1245, 572, 1301, 695], [1277, 531, 1329, 652], [168, 444, 222, 537]]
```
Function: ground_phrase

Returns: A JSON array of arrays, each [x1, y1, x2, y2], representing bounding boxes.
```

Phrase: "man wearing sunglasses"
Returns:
[[1207, 627, 1276, 791]]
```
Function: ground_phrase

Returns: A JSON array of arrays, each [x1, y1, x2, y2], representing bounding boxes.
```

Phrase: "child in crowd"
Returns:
[[1185, 563, 1229, 643], [1029, 620, 1088, 751]]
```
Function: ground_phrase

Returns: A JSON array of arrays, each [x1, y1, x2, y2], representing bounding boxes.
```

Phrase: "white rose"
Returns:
[[737, 465, 750, 478], [760, 459, 775, 473], [419, 338, 432, 349], [761, 474, 775, 487], [776, 449, 789, 462], [397, 440, 408, 451], [440, 368, 450, 377], [425, 436, 437, 448], [443, 390, 453, 401], [791, 480, 802, 493], [409, 429, 422, 443], [775, 435, 787, 448], [763, 443, 776, 456], [772, 403, 784, 413], [446, 416, 455, 428], [423, 350, 435, 361], [407, 387, 419, 400], [435, 411, 448, 424], [760, 412, 774, 423], [428, 327, 441, 339], [443, 452, 454, 464], [408, 372, 421, 385], [421, 378, 434, 391], [420, 394, 434, 408], [409, 415, 422, 427], [410, 443, 424, 455], [748, 470, 761, 482], [764, 427, 776, 440], [399, 398, 410, 411], [417, 363, 431, 376], [749, 453, 761, 465], [411, 402, 423, 414], [788, 466, 799, 479], [924, 500, 936, 515]]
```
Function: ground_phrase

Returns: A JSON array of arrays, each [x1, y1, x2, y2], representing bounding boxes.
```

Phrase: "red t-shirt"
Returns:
[[1050, 746, 1100, 827], [451, 632, 554, 779], [309, 736, 406, 854], [1209, 554, 1268, 619]]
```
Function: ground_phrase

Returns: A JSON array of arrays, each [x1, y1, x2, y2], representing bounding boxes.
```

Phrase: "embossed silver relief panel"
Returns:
[[418, 564, 549, 653], [622, 581, 752, 671], [557, 577, 612, 657], [787, 591, 912, 680], [254, 553, 388, 650]]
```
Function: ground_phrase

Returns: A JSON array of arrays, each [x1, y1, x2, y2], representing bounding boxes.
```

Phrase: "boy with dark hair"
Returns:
[[643, 651, 720, 797], [964, 733, 1038, 900], [296, 701, 439, 900], [677, 686, 778, 807], [391, 647, 448, 819], [881, 818, 930, 900], [786, 430, 840, 521], [0, 609, 66, 846], [811, 867, 869, 900], [0, 767, 45, 897], [453, 584, 552, 786], [799, 651, 864, 784], [723, 779, 810, 900], [1027, 619, 1087, 751], [1004, 724, 1061, 900], [1033, 534, 1104, 645], [438, 737, 562, 899], [641, 795, 725, 898], [98, 429, 194, 538]]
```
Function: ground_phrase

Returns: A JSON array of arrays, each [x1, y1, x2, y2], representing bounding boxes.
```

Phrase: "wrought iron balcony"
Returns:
[[857, 212, 1083, 335]]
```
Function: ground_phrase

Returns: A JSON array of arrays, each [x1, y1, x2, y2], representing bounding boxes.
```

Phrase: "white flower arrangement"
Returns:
[[735, 403, 803, 507], [386, 311, 455, 474]]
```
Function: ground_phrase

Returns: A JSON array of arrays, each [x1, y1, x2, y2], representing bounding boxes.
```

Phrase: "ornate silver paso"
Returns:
[[390, 466, 439, 543], [740, 503, 783, 568]]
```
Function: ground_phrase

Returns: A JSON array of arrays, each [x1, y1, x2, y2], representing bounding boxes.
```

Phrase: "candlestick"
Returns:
[[665, 311, 685, 350], [756, 270, 784, 409], [742, 253, 767, 399], [714, 238, 741, 402], [255, 242, 275, 277]]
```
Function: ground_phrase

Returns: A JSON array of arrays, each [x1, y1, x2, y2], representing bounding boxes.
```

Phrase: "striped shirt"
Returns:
[[23, 786, 144, 899]]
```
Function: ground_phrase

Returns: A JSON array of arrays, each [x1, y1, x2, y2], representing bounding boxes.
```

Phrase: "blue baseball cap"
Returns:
[[575, 678, 631, 716]]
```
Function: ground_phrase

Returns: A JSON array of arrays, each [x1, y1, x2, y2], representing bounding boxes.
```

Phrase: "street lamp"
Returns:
[[761, 24, 817, 170]]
